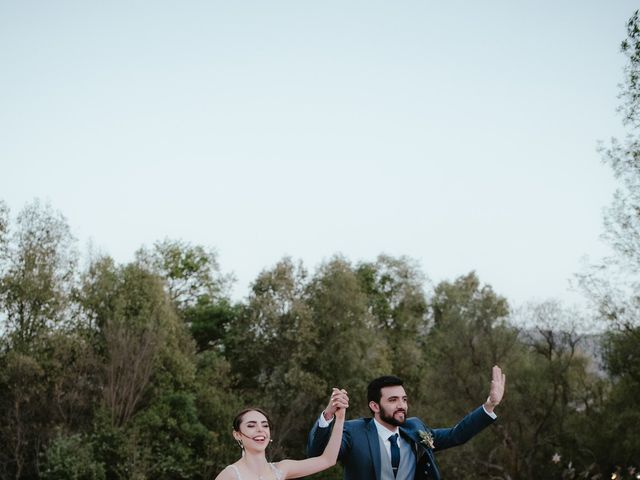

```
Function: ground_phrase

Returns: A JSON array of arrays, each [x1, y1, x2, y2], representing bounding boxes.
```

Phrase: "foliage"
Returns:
[[41, 433, 105, 480], [128, 392, 213, 479], [0, 200, 77, 347], [355, 255, 429, 386], [576, 9, 640, 475], [135, 239, 231, 312], [422, 273, 516, 478], [184, 298, 239, 353], [0, 200, 634, 479]]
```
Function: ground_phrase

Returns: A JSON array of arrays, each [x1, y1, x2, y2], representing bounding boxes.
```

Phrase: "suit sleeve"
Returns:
[[307, 416, 334, 458], [307, 417, 352, 461], [431, 405, 496, 452]]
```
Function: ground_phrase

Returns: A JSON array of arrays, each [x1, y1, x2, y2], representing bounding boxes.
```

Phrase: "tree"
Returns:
[[0, 200, 77, 347], [225, 256, 391, 473], [0, 201, 8, 261], [135, 239, 238, 355], [419, 275, 602, 479], [355, 255, 429, 385], [510, 302, 604, 480], [306, 256, 392, 418], [135, 239, 231, 312], [577, 10, 640, 471], [77, 256, 218, 479], [225, 257, 321, 458], [422, 273, 517, 479], [41, 433, 105, 480], [0, 202, 92, 480]]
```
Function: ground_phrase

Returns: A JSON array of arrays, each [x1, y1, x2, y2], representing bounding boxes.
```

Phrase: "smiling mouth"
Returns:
[[253, 436, 267, 441]]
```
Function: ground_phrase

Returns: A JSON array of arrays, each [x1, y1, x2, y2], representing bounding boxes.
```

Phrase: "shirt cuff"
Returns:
[[482, 404, 497, 420], [318, 412, 334, 428]]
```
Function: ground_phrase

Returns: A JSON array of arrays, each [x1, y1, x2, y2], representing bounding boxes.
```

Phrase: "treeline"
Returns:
[[0, 200, 636, 480]]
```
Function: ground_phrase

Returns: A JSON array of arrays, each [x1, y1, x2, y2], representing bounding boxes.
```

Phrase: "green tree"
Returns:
[[225, 258, 320, 457], [422, 273, 516, 479], [225, 256, 391, 472], [0, 200, 77, 347], [578, 10, 640, 471], [192, 350, 243, 477], [77, 257, 215, 479], [420, 275, 602, 479], [509, 302, 603, 480], [306, 256, 392, 418], [0, 201, 94, 480], [41, 433, 105, 480], [135, 239, 238, 354], [356, 254, 429, 386], [0, 201, 8, 259], [136, 239, 231, 312]]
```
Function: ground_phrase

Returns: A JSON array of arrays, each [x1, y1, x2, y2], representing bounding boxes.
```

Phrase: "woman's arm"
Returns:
[[277, 405, 346, 479]]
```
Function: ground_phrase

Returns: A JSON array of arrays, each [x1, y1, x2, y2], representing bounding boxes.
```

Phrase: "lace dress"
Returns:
[[227, 463, 284, 480]]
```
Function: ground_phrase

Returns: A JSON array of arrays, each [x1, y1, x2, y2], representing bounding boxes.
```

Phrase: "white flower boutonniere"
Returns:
[[418, 430, 435, 449]]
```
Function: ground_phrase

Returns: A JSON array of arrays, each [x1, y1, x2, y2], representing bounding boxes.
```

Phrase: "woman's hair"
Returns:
[[232, 407, 273, 432]]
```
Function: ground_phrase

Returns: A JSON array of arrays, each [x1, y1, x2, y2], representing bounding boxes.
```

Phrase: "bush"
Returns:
[[41, 433, 105, 480]]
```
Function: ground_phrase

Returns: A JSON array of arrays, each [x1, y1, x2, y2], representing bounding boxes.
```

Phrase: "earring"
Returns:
[[236, 439, 244, 450]]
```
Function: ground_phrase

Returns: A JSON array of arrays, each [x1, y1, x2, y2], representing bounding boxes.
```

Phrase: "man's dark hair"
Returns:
[[367, 375, 404, 413]]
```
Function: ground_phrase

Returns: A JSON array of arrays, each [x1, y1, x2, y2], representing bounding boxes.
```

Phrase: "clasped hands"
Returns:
[[323, 387, 349, 421]]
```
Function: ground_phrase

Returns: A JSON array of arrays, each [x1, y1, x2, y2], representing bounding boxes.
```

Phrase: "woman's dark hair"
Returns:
[[367, 375, 404, 413], [232, 407, 273, 432]]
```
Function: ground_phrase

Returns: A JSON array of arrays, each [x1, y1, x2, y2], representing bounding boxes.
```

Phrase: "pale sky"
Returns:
[[1, 1, 636, 307]]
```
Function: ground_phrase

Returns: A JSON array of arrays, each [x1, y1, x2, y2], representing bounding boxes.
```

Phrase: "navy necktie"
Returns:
[[388, 433, 400, 477]]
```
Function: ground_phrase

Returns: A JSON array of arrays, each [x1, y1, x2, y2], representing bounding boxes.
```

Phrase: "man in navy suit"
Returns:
[[307, 365, 505, 480]]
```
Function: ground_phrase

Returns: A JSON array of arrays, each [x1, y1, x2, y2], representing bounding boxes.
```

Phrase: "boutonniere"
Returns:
[[418, 430, 435, 449]]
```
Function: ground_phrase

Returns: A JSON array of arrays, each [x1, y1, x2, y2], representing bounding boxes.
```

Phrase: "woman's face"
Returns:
[[235, 410, 271, 450]]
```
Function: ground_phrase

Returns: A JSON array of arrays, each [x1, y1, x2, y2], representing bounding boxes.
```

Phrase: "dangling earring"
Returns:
[[236, 439, 244, 450]]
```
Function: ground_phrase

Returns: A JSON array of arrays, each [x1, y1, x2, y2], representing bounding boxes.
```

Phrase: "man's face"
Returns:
[[374, 385, 408, 427]]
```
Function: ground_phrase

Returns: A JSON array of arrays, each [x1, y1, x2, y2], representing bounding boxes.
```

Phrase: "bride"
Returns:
[[215, 389, 347, 480]]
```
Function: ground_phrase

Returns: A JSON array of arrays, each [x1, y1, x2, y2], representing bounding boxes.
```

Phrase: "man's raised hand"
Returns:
[[484, 365, 506, 413]]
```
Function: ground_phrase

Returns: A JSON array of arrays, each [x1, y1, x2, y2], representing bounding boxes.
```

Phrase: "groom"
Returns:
[[307, 365, 505, 480]]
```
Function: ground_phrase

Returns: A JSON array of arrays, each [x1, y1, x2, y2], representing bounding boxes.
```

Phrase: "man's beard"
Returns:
[[379, 405, 407, 426]]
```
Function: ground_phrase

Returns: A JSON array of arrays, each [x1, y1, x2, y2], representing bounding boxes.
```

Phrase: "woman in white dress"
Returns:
[[215, 390, 347, 480]]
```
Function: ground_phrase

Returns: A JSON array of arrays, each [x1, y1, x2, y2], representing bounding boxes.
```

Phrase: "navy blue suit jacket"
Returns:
[[307, 406, 494, 480]]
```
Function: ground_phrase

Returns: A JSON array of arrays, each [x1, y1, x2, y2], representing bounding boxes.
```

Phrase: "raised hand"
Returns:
[[484, 365, 506, 413], [324, 387, 349, 421]]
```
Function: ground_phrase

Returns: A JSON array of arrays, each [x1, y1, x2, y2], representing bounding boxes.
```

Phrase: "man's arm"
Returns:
[[431, 405, 496, 451], [431, 365, 506, 451], [307, 388, 348, 458]]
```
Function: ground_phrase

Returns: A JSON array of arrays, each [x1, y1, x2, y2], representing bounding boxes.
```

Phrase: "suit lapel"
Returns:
[[399, 426, 427, 464], [366, 420, 382, 480], [400, 425, 439, 480]]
